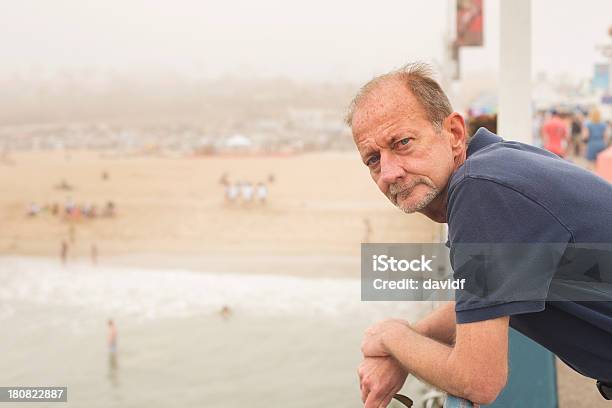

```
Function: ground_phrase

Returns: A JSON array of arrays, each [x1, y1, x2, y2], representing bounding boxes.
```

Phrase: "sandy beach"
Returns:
[[0, 150, 440, 275]]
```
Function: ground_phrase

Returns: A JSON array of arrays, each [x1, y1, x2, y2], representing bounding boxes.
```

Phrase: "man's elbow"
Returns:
[[464, 370, 507, 405]]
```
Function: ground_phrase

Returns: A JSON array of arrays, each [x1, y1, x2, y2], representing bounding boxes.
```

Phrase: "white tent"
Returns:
[[224, 134, 252, 149]]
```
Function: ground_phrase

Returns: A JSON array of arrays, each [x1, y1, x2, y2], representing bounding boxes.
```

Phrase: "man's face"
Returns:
[[351, 81, 458, 214]]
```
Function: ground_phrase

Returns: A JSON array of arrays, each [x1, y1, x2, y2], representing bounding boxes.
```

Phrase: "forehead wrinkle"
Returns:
[[352, 83, 425, 140], [357, 106, 418, 149]]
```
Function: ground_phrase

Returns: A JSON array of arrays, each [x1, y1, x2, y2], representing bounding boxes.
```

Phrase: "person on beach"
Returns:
[[541, 109, 568, 158], [225, 182, 240, 204], [91, 243, 98, 265], [584, 108, 609, 167], [219, 305, 233, 320], [27, 202, 40, 217], [64, 196, 75, 215], [241, 181, 254, 204], [107, 319, 119, 382], [60, 240, 68, 265], [569, 111, 584, 158], [101, 201, 116, 217], [347, 63, 612, 406], [108, 319, 118, 353], [256, 182, 268, 204], [219, 172, 229, 186]]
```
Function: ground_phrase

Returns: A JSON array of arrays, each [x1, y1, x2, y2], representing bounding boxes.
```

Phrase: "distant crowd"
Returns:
[[26, 173, 117, 220], [22, 172, 115, 267], [469, 107, 611, 169], [27, 198, 116, 220], [534, 107, 611, 166], [220, 173, 273, 205]]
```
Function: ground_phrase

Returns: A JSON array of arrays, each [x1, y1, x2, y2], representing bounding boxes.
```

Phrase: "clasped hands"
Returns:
[[358, 319, 411, 408]]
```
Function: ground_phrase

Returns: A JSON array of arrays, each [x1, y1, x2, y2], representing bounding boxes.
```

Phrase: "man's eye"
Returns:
[[398, 137, 411, 146], [366, 154, 380, 167]]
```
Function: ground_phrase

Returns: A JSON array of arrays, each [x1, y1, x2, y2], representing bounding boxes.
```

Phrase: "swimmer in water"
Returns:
[[108, 319, 117, 353]]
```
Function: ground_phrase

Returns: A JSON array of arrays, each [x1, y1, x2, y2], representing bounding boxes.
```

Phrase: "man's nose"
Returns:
[[379, 151, 404, 185]]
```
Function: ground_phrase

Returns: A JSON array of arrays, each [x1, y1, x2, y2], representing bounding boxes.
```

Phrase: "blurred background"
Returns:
[[0, 0, 611, 407]]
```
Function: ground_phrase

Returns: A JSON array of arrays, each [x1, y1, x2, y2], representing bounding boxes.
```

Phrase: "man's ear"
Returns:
[[445, 112, 467, 150]]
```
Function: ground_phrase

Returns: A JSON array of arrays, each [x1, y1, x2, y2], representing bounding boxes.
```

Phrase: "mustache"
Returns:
[[388, 178, 435, 196]]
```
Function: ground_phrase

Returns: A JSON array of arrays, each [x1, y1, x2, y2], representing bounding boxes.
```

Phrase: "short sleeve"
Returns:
[[447, 177, 572, 324]]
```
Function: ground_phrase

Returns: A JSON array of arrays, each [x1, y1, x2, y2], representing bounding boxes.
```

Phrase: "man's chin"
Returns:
[[396, 201, 421, 214], [394, 192, 437, 214]]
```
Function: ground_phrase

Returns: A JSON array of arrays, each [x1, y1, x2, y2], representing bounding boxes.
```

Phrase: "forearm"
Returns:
[[379, 317, 509, 405], [412, 302, 456, 345], [383, 324, 468, 398]]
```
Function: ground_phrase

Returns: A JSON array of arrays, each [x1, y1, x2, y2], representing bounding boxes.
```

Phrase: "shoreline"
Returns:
[[0, 251, 362, 279]]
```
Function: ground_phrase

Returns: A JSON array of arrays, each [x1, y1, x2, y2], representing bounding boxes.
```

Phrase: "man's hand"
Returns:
[[358, 356, 408, 408], [361, 319, 410, 357]]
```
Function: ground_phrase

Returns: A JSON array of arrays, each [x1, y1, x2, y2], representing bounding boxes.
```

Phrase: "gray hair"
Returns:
[[345, 62, 453, 131]]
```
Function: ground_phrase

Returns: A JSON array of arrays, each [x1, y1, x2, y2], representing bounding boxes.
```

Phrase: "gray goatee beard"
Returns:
[[387, 177, 439, 213]]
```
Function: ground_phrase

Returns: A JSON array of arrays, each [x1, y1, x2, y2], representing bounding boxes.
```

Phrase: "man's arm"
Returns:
[[363, 316, 509, 405], [358, 303, 455, 407], [412, 302, 456, 345]]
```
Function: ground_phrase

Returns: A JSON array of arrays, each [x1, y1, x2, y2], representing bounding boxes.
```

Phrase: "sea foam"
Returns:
[[0, 256, 431, 321]]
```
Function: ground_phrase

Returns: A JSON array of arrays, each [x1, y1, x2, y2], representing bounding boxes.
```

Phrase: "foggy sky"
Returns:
[[1, 0, 611, 82]]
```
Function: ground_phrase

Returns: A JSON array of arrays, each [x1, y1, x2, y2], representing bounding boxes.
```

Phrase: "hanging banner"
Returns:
[[456, 0, 484, 47]]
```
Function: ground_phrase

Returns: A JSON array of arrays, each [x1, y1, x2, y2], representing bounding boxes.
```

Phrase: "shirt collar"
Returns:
[[466, 127, 503, 158]]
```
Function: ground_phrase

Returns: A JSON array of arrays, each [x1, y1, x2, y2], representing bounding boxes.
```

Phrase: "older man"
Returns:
[[347, 63, 612, 406]]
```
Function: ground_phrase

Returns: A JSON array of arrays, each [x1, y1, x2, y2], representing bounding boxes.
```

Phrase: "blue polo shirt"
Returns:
[[446, 127, 612, 381]]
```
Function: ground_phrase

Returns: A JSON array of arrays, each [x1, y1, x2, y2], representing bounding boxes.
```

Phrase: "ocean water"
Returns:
[[0, 257, 434, 408]]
